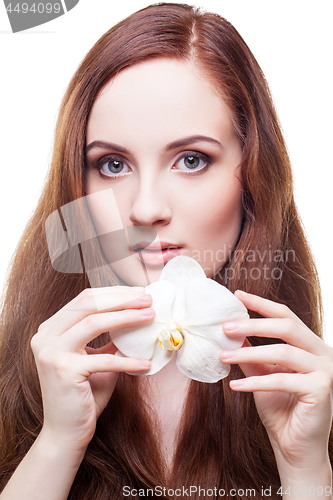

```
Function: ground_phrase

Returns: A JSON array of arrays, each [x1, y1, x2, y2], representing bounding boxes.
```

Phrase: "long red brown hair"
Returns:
[[0, 3, 330, 499]]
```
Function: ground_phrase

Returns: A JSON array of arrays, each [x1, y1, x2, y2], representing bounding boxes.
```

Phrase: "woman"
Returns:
[[0, 3, 332, 499]]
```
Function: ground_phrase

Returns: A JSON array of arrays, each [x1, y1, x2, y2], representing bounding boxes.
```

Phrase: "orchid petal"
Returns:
[[159, 256, 205, 323], [159, 255, 206, 287], [145, 280, 176, 326], [176, 329, 230, 383], [183, 278, 248, 346], [115, 343, 174, 376], [143, 340, 175, 375], [175, 277, 247, 382], [112, 256, 250, 383], [110, 280, 176, 359]]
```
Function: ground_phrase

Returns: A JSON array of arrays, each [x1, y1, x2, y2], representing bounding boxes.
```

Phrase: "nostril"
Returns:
[[129, 200, 172, 227]]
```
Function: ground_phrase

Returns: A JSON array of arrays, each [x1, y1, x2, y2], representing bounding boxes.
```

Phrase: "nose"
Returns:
[[129, 177, 172, 227]]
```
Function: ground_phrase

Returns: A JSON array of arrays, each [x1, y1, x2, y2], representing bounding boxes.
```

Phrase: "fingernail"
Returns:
[[230, 379, 245, 388], [223, 322, 239, 332], [235, 290, 248, 295], [139, 360, 151, 368], [221, 350, 236, 359], [133, 287, 146, 293], [138, 294, 151, 302], [139, 307, 154, 316]]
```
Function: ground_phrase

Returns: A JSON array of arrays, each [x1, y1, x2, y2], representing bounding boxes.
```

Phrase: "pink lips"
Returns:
[[131, 241, 183, 266]]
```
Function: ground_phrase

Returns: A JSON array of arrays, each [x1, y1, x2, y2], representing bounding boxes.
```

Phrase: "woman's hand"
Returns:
[[220, 290, 333, 485], [31, 286, 154, 457]]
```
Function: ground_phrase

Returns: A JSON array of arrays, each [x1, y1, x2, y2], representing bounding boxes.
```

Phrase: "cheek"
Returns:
[[181, 176, 243, 247], [213, 184, 243, 236], [85, 185, 124, 234], [85, 172, 134, 231]]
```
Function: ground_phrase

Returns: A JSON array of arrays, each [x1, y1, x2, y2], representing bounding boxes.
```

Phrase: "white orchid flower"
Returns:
[[111, 256, 248, 383]]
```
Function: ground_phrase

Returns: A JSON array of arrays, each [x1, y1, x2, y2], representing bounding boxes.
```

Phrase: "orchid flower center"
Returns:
[[158, 327, 184, 351]]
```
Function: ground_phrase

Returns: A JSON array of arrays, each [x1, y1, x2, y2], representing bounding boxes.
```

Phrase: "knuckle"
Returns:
[[318, 372, 332, 394], [30, 332, 40, 353], [81, 288, 94, 298], [252, 376, 261, 388], [81, 314, 98, 330], [37, 320, 47, 334], [75, 288, 96, 312], [277, 344, 292, 361], [53, 356, 71, 378], [273, 372, 285, 387], [36, 346, 70, 377], [116, 309, 137, 323], [127, 308, 140, 319], [279, 303, 292, 316], [105, 354, 118, 369], [282, 318, 297, 336], [127, 308, 146, 323], [36, 346, 55, 368]]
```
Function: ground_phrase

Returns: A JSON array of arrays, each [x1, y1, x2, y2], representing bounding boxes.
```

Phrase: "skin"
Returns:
[[84, 58, 333, 489], [84, 58, 244, 461], [1, 59, 332, 500], [221, 292, 333, 492], [85, 58, 243, 286]]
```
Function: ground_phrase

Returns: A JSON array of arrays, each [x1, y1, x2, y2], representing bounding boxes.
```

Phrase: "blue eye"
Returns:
[[97, 158, 131, 178], [174, 153, 211, 173]]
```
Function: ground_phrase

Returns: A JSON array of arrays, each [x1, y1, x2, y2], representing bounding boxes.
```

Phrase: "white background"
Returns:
[[0, 1, 332, 343]]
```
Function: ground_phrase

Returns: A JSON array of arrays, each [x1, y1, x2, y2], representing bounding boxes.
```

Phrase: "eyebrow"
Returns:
[[165, 135, 223, 151], [85, 141, 129, 154], [85, 135, 223, 155]]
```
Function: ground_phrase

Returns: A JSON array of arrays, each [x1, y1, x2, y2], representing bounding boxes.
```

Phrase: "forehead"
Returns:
[[86, 58, 235, 148]]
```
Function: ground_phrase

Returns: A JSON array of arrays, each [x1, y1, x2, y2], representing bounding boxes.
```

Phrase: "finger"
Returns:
[[61, 307, 155, 351], [229, 371, 331, 401], [234, 361, 292, 380], [37, 287, 151, 337], [222, 339, 293, 379], [82, 353, 151, 375], [234, 290, 299, 320], [220, 344, 325, 373], [223, 317, 327, 356]]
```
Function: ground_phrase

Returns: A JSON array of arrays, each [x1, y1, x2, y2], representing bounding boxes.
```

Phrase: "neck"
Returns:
[[139, 356, 191, 468]]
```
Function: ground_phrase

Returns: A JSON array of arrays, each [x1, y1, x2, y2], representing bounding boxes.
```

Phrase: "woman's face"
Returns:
[[85, 59, 243, 286]]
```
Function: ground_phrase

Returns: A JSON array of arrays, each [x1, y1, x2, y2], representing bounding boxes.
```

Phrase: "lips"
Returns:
[[131, 241, 183, 266], [131, 240, 179, 251]]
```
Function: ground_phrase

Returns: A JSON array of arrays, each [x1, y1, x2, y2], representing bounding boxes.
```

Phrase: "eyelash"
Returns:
[[92, 155, 131, 179], [91, 151, 213, 179], [173, 151, 213, 175]]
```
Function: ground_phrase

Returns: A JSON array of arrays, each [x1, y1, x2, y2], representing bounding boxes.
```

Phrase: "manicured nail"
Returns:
[[139, 360, 151, 368], [138, 294, 151, 302], [221, 350, 236, 359], [223, 322, 239, 332], [230, 379, 245, 388], [235, 290, 248, 295], [139, 307, 154, 316]]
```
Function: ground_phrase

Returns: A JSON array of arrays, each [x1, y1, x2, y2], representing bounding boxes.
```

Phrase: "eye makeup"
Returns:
[[87, 149, 214, 180]]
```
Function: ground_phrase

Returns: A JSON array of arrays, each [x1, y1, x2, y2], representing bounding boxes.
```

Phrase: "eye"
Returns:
[[96, 157, 131, 178], [173, 152, 212, 173]]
